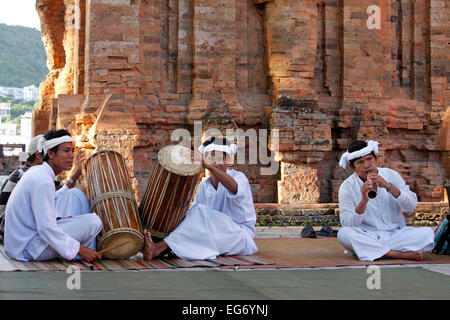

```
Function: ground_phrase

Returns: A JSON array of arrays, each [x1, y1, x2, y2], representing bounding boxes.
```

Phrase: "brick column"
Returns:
[[187, 0, 243, 123], [76, 0, 141, 145], [263, 0, 331, 204], [429, 0, 449, 178], [264, 0, 320, 102], [441, 108, 450, 176], [31, 109, 50, 136]]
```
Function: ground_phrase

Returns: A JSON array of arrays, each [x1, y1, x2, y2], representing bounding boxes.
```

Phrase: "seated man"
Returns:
[[337, 140, 434, 261], [1, 135, 45, 237], [143, 138, 258, 261], [0, 135, 87, 236], [4, 129, 103, 263]]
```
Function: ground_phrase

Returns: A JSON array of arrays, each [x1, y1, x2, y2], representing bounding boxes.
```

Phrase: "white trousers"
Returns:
[[31, 214, 103, 261], [55, 188, 91, 218], [1, 188, 91, 234], [337, 226, 435, 261], [164, 204, 258, 260], [27, 188, 102, 261]]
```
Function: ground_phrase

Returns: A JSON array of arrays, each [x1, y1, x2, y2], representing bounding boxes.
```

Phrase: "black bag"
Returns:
[[432, 214, 449, 255]]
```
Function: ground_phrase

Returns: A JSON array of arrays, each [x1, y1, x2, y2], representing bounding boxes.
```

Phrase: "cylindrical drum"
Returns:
[[139, 145, 202, 239], [86, 150, 144, 259]]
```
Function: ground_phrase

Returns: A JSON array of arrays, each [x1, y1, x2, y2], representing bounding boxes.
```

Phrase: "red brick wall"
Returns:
[[33, 0, 448, 203]]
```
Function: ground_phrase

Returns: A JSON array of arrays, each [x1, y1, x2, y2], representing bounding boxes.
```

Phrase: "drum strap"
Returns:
[[91, 191, 137, 209]]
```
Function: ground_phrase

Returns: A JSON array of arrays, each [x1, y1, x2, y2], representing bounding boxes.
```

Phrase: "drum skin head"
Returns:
[[159, 145, 202, 176], [98, 229, 144, 260]]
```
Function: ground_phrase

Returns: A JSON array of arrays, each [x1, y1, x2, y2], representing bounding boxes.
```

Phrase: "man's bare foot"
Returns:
[[383, 250, 424, 261], [143, 229, 169, 261], [143, 229, 157, 261]]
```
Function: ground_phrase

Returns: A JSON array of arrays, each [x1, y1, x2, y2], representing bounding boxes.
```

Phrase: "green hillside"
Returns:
[[0, 23, 48, 88]]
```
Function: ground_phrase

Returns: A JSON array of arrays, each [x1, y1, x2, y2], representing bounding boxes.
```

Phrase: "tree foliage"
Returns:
[[0, 23, 48, 88], [0, 96, 37, 122]]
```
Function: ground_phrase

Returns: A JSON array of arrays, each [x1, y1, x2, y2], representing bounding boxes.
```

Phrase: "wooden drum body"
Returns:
[[139, 145, 202, 239], [86, 151, 144, 259]]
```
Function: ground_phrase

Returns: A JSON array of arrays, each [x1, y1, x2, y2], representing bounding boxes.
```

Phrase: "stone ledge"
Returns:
[[255, 226, 332, 239], [255, 202, 449, 227]]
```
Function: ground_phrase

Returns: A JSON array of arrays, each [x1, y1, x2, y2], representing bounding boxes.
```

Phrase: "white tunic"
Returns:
[[164, 169, 258, 260], [337, 167, 434, 261], [4, 162, 80, 261]]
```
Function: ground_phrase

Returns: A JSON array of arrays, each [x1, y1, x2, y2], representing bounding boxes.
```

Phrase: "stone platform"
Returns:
[[255, 202, 449, 227]]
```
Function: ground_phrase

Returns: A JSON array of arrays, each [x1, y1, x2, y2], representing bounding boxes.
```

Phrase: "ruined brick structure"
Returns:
[[33, 0, 449, 214]]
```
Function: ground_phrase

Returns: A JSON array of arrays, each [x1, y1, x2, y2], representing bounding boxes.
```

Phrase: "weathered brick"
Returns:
[[33, 0, 448, 204]]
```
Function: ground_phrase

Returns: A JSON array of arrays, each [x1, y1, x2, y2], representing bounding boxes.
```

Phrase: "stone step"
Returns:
[[255, 202, 449, 227]]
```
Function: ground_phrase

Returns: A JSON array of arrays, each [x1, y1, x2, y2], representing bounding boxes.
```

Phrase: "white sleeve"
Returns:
[[224, 172, 248, 200], [224, 172, 256, 225], [338, 182, 366, 227], [389, 169, 418, 212], [31, 180, 80, 260]]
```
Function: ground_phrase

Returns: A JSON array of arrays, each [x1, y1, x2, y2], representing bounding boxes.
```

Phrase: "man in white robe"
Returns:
[[0, 135, 45, 237], [143, 138, 258, 261], [1, 135, 90, 236], [337, 140, 434, 261], [4, 129, 103, 262]]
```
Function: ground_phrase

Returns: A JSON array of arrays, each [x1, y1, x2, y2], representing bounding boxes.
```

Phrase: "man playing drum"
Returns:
[[4, 129, 103, 263], [143, 137, 258, 261], [0, 134, 90, 240], [337, 140, 434, 261]]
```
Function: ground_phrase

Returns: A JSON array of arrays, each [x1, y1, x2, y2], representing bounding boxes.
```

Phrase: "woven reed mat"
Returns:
[[3, 238, 449, 272], [248, 238, 450, 269], [0, 245, 272, 272]]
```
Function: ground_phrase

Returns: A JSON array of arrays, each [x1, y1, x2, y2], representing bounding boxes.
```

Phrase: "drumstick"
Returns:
[[98, 240, 132, 254]]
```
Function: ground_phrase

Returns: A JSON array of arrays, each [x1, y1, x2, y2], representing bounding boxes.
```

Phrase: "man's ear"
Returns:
[[47, 149, 56, 160], [36, 152, 44, 162]]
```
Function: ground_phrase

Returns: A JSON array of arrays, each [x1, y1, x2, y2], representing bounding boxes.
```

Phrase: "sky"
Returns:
[[0, 0, 41, 30]]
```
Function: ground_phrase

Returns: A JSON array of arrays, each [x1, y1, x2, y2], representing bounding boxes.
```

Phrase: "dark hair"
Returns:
[[42, 129, 72, 162], [26, 151, 44, 164], [26, 153, 37, 164], [347, 140, 376, 168]]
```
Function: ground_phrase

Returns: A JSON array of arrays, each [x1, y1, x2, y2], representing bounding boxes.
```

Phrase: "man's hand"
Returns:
[[189, 149, 216, 170], [190, 149, 208, 167], [78, 244, 102, 263], [355, 180, 373, 214], [200, 152, 216, 171], [360, 179, 373, 201], [367, 172, 401, 198], [67, 149, 86, 188], [196, 151, 238, 194], [367, 172, 390, 190], [73, 149, 86, 177]]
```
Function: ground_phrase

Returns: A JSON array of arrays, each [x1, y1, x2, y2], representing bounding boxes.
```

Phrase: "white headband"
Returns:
[[37, 136, 74, 155], [198, 143, 238, 156], [339, 140, 379, 169]]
